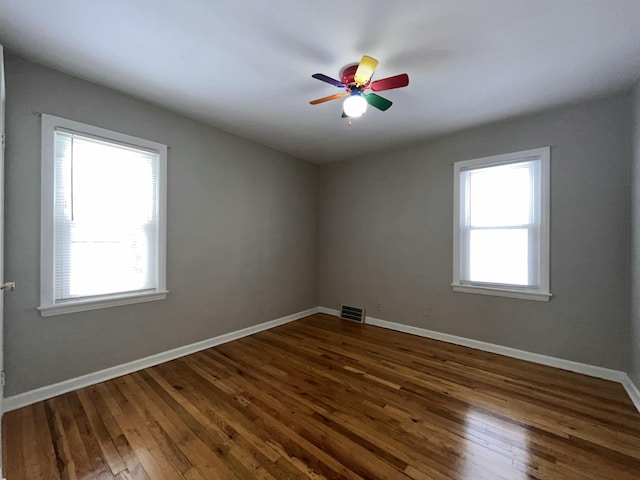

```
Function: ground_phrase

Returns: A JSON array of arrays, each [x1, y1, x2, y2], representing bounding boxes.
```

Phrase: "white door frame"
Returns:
[[0, 43, 6, 479]]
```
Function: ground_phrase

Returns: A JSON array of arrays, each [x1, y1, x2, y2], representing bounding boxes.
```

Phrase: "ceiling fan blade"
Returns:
[[309, 93, 348, 105], [370, 73, 409, 92], [312, 73, 345, 88], [364, 92, 393, 111], [354, 55, 379, 86]]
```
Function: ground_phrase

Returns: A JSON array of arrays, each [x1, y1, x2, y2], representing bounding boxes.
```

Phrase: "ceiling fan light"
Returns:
[[343, 95, 368, 118]]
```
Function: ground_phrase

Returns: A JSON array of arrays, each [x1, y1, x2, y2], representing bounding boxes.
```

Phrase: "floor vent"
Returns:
[[340, 305, 366, 323]]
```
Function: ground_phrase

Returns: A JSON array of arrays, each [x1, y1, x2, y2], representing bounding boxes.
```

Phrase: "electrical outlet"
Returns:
[[423, 305, 431, 317], [376, 302, 382, 312]]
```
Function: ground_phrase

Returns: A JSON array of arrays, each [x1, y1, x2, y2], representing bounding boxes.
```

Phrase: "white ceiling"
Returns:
[[2, 1, 640, 164]]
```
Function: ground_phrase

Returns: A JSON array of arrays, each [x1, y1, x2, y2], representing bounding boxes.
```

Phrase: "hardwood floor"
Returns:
[[3, 313, 640, 479]]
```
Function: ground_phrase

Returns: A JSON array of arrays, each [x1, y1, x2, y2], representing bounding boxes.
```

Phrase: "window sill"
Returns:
[[451, 284, 551, 302], [38, 290, 169, 317]]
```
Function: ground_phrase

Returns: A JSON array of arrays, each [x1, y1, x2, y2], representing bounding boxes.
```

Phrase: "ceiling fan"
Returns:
[[310, 55, 409, 122]]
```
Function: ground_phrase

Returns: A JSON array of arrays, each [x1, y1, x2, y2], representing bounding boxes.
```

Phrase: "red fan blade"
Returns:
[[370, 73, 409, 92], [309, 93, 348, 105]]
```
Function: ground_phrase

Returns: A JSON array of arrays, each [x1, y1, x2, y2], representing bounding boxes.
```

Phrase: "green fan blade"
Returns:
[[364, 93, 392, 111]]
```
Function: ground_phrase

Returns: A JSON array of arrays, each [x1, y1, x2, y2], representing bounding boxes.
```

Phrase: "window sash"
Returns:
[[53, 129, 160, 302], [460, 224, 540, 288]]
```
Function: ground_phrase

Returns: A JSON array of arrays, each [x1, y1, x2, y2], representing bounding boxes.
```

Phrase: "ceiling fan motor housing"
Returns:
[[341, 64, 361, 87]]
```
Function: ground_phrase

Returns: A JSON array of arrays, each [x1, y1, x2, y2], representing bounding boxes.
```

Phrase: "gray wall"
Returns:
[[4, 55, 318, 396], [632, 81, 640, 387], [319, 94, 632, 370], [4, 52, 635, 397]]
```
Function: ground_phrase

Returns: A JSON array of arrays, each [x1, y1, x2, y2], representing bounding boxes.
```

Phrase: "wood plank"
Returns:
[[66, 392, 113, 479], [105, 379, 187, 480], [3, 314, 640, 479], [44, 397, 80, 480], [25, 402, 62, 480], [88, 384, 151, 480], [3, 406, 28, 479], [76, 388, 127, 476], [135, 365, 304, 480]]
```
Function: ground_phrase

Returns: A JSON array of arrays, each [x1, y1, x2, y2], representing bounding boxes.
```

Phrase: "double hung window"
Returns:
[[452, 147, 550, 301], [40, 115, 167, 316]]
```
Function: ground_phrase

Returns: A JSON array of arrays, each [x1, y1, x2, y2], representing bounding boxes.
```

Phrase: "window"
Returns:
[[40, 114, 167, 316], [452, 147, 550, 301]]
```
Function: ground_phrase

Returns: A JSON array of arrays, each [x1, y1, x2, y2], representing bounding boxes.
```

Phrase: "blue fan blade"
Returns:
[[312, 73, 345, 88]]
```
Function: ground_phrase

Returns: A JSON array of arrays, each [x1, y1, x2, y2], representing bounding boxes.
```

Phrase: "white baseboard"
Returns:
[[364, 315, 626, 382], [3, 307, 319, 413], [319, 307, 638, 412], [5, 306, 640, 416], [318, 306, 340, 316], [622, 374, 640, 413]]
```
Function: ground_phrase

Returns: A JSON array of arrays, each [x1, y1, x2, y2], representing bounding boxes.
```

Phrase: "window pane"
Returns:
[[468, 228, 529, 285], [72, 137, 155, 225], [67, 224, 152, 297], [465, 160, 536, 227], [54, 131, 159, 300]]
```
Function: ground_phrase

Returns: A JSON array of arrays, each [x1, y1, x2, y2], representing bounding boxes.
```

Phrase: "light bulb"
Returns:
[[343, 95, 368, 118]]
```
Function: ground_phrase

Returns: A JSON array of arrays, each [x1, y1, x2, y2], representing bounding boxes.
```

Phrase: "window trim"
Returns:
[[452, 147, 551, 302], [39, 114, 168, 316]]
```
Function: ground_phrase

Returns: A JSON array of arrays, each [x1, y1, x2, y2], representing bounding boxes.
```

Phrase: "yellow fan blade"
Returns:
[[309, 93, 348, 105], [354, 55, 379, 86]]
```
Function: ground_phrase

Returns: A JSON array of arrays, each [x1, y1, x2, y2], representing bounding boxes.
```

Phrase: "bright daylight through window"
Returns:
[[39, 115, 167, 316], [452, 147, 550, 301]]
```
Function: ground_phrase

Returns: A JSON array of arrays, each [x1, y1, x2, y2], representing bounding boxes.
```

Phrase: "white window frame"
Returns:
[[39, 114, 168, 316], [452, 147, 551, 302]]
